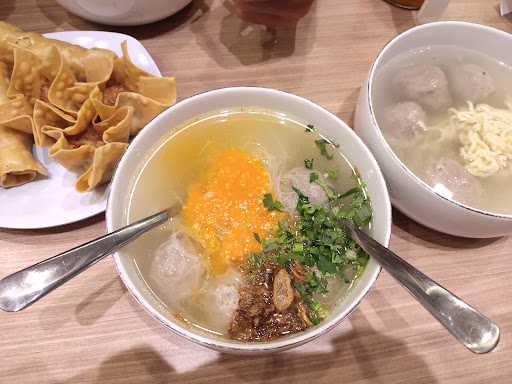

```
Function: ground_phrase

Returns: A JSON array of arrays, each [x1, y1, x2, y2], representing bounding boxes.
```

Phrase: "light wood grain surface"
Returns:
[[1, 1, 512, 383]]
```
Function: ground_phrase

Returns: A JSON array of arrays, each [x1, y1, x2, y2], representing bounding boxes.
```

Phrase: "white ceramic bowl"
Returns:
[[56, 0, 192, 26], [355, 21, 512, 238], [106, 87, 391, 353]]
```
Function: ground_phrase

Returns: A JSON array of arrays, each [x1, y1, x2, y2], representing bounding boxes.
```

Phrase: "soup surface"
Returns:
[[126, 109, 371, 340], [373, 45, 512, 215]]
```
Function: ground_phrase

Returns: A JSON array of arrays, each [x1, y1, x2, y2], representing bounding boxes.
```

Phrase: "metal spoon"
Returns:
[[0, 209, 500, 354], [0, 208, 172, 312], [342, 220, 500, 354]]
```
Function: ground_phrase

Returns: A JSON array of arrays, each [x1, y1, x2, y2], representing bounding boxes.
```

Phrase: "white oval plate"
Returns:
[[0, 31, 161, 229]]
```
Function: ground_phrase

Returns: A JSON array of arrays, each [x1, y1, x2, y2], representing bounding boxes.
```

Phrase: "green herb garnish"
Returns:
[[263, 193, 284, 212], [308, 300, 327, 325], [310, 176, 338, 200], [326, 169, 338, 180], [304, 158, 314, 169], [315, 138, 334, 160], [248, 253, 267, 270], [295, 275, 328, 325], [248, 178, 372, 325], [331, 180, 373, 227]]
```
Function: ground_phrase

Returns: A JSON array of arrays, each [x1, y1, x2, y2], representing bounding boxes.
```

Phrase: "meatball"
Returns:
[[448, 64, 495, 103], [383, 101, 427, 145], [149, 231, 205, 304], [278, 167, 328, 213], [423, 158, 482, 206], [199, 271, 241, 333], [392, 64, 452, 112]]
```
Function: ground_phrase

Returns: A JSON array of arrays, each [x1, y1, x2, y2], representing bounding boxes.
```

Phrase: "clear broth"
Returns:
[[373, 45, 512, 215], [125, 109, 361, 337]]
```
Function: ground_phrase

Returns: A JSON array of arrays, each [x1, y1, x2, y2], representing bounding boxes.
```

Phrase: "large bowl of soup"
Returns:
[[107, 87, 391, 353], [355, 21, 512, 238]]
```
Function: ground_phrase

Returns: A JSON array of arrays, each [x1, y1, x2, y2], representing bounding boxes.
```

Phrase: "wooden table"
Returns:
[[1, 0, 512, 383]]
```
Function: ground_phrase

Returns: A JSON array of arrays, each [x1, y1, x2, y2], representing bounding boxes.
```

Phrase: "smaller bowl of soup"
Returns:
[[355, 21, 512, 238], [107, 87, 391, 353]]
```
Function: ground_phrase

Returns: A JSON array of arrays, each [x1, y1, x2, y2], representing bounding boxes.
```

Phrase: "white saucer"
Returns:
[[0, 31, 161, 229]]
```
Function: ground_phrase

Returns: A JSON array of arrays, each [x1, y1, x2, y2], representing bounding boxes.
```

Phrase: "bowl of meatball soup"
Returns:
[[355, 21, 512, 237]]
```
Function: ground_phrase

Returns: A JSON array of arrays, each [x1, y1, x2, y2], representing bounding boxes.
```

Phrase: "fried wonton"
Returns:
[[7, 47, 44, 103], [0, 22, 115, 82], [0, 125, 47, 188], [0, 58, 46, 188], [0, 22, 177, 191]]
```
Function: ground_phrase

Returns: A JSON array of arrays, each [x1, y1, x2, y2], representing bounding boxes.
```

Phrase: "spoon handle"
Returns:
[[0, 210, 168, 312], [344, 221, 500, 354]]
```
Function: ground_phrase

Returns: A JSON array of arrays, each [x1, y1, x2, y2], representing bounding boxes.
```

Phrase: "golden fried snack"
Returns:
[[42, 99, 132, 177], [0, 95, 34, 134], [0, 58, 34, 135], [75, 143, 128, 192], [40, 43, 175, 191], [93, 106, 133, 143], [0, 125, 47, 188], [113, 42, 176, 105], [33, 99, 75, 147], [93, 42, 176, 135], [0, 22, 177, 192], [0, 22, 115, 82], [0, 62, 10, 102], [7, 48, 43, 102], [48, 51, 99, 115], [0, 57, 46, 188]]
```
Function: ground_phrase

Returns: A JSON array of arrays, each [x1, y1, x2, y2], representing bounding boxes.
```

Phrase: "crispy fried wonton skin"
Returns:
[[0, 22, 176, 191]]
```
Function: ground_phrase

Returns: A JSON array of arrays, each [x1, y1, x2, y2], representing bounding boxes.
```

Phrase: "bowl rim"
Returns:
[[106, 86, 392, 352], [367, 20, 512, 221]]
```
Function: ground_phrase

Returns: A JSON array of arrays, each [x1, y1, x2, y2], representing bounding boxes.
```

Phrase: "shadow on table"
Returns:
[[35, 0, 106, 31], [190, 0, 317, 68], [74, 277, 126, 325], [392, 208, 502, 250], [56, 309, 437, 384], [38, 275, 125, 331], [109, 0, 210, 40], [388, 3, 416, 33], [35, 0, 207, 39], [337, 86, 361, 127], [366, 288, 410, 331], [373, 1, 416, 34]]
